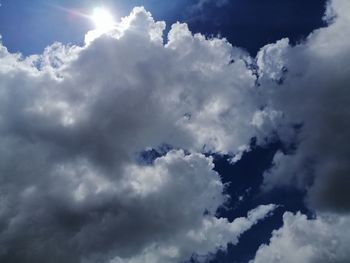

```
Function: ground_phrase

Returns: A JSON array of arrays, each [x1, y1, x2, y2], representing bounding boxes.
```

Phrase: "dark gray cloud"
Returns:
[[251, 1, 350, 259], [258, 0, 350, 213]]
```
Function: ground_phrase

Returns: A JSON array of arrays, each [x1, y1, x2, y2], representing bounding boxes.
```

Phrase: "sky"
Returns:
[[0, 0, 349, 263]]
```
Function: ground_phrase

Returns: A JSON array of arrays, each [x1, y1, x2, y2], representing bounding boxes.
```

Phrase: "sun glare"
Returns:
[[91, 7, 115, 32]]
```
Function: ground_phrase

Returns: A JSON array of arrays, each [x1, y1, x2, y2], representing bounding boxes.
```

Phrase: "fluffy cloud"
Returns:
[[1, 0, 349, 261], [0, 6, 276, 263], [258, 0, 350, 213], [109, 203, 276, 263], [251, 212, 350, 263], [247, 1, 350, 262], [0, 146, 276, 263]]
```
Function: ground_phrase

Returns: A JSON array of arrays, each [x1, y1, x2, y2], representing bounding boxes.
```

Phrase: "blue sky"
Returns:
[[1, 1, 350, 263], [0, 0, 325, 55]]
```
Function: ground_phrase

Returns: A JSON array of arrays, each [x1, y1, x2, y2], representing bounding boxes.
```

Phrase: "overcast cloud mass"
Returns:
[[0, 0, 349, 262]]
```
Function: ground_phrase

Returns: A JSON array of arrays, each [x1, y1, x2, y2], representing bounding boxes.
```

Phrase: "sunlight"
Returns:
[[91, 7, 115, 32]]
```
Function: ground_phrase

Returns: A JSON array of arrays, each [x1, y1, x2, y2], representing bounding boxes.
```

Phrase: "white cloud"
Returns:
[[0, 147, 276, 262], [0, 6, 276, 263], [109, 203, 276, 263], [251, 212, 350, 263], [1, 0, 350, 261]]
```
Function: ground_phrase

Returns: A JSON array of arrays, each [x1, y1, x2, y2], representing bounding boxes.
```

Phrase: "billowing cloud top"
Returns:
[[0, 6, 276, 263], [0, 0, 350, 262]]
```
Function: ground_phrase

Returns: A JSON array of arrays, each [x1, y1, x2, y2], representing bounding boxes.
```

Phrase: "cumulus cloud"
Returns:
[[109, 203, 276, 263], [0, 145, 276, 262], [258, 0, 350, 213], [1, 0, 350, 261], [0, 6, 277, 263], [251, 212, 350, 263]]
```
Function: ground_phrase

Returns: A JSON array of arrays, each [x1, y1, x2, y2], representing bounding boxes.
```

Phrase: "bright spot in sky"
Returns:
[[91, 7, 115, 32]]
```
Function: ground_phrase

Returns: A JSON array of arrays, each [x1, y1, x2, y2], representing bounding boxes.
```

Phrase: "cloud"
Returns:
[[0, 6, 277, 263], [1, 0, 350, 261], [0, 146, 276, 262], [109, 203, 276, 263], [250, 212, 350, 263], [258, 0, 350, 213]]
